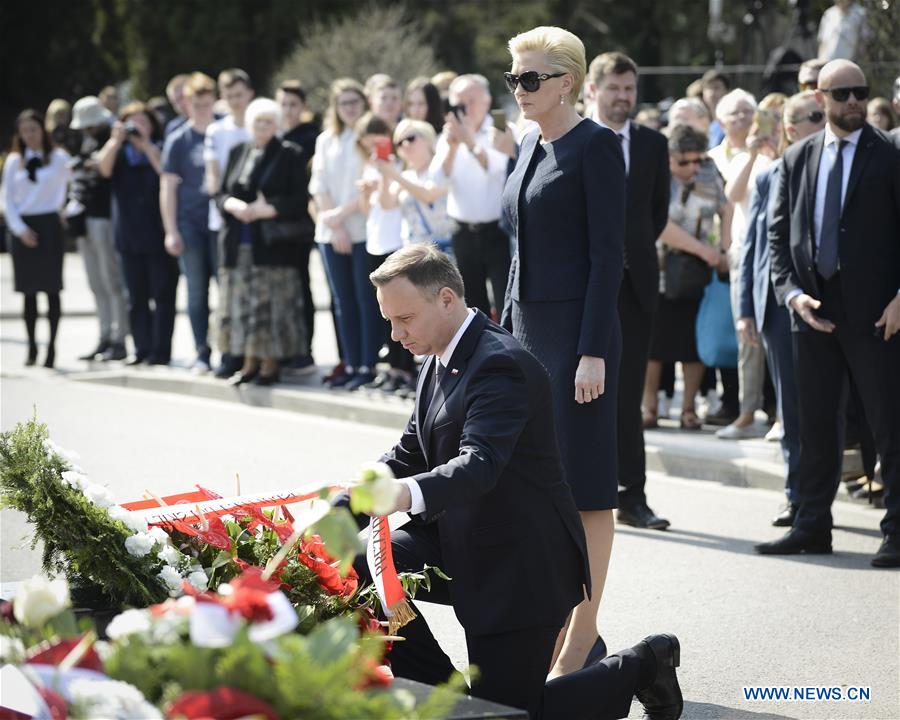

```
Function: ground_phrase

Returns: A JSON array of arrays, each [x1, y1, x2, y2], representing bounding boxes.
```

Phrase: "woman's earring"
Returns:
[[559, 95, 565, 105]]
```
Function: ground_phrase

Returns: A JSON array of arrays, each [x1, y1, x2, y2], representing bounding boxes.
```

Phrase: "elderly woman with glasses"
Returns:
[[643, 124, 731, 431], [497, 25, 626, 678], [216, 97, 310, 386]]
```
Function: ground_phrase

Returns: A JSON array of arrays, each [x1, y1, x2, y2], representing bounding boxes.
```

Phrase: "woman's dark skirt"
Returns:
[[8, 213, 64, 294], [650, 294, 701, 363], [511, 297, 620, 511]]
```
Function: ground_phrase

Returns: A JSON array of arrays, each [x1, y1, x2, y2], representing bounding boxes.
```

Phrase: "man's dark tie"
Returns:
[[432, 361, 443, 403], [617, 133, 629, 269], [817, 139, 847, 280]]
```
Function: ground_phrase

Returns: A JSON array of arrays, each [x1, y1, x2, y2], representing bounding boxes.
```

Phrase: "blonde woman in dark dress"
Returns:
[[501, 26, 625, 678]]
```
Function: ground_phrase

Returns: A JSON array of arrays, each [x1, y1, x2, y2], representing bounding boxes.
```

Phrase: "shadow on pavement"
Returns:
[[682, 701, 796, 719], [616, 526, 880, 571]]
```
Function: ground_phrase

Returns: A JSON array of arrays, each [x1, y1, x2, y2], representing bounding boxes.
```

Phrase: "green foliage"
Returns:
[[274, 4, 438, 114], [0, 419, 167, 609]]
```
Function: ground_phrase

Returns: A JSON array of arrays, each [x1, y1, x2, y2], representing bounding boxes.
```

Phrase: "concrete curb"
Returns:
[[69, 369, 871, 506]]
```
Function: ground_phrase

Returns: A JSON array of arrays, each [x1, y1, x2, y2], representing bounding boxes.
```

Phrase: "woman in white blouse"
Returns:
[[2, 109, 71, 367], [309, 78, 381, 389]]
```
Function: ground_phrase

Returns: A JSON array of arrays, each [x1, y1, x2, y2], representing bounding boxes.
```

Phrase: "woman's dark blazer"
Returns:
[[501, 121, 626, 359], [216, 137, 312, 268]]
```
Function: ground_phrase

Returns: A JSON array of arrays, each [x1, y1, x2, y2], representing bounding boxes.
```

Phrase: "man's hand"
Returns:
[[18, 228, 39, 248], [575, 355, 606, 404], [875, 294, 900, 341], [736, 317, 759, 346], [789, 293, 835, 333], [164, 231, 184, 257]]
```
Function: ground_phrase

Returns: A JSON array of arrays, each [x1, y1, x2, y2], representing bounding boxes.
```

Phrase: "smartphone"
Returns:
[[374, 137, 393, 161], [490, 109, 507, 132], [754, 109, 776, 141]]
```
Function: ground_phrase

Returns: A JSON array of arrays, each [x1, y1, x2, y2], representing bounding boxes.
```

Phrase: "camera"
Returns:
[[124, 122, 141, 137], [443, 98, 466, 120]]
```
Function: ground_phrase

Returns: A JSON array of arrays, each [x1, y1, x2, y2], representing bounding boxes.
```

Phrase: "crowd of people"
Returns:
[[3, 6, 899, 554]]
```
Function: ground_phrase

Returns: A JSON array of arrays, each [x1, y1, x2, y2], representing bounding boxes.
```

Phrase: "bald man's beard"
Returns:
[[828, 106, 865, 132]]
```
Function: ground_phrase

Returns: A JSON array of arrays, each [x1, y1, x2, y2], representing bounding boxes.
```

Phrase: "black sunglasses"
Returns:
[[676, 157, 705, 167], [792, 110, 825, 124], [504, 71, 566, 93], [397, 135, 418, 147], [820, 86, 869, 102], [798, 81, 817, 91]]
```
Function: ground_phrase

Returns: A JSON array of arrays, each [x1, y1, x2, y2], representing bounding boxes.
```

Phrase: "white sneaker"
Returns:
[[715, 422, 766, 440], [658, 393, 671, 419], [704, 390, 722, 416], [191, 357, 211, 374], [765, 421, 782, 442]]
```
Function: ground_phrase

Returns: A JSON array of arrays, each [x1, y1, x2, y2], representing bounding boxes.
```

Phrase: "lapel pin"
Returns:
[[450, 368, 459, 375]]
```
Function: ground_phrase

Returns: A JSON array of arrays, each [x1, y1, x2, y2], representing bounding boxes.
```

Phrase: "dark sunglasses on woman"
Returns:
[[397, 135, 419, 147], [820, 86, 869, 102], [793, 110, 825, 124], [504, 71, 566, 93]]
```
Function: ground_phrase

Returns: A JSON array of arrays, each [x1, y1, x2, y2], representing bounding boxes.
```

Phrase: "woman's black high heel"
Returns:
[[25, 343, 38, 367]]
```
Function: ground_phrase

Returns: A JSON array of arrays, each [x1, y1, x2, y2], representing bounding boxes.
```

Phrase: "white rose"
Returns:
[[12, 575, 71, 628], [187, 570, 208, 592], [158, 565, 183, 595], [157, 544, 181, 566], [105, 608, 151, 640], [82, 481, 115, 509], [352, 462, 402, 515], [124, 532, 155, 557]]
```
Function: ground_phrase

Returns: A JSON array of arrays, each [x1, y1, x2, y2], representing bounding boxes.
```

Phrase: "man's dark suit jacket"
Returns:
[[622, 123, 671, 312], [381, 310, 590, 636], [768, 124, 900, 332]]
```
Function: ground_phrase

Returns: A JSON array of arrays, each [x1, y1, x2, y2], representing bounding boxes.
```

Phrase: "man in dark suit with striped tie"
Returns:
[[587, 52, 671, 530], [759, 60, 900, 567]]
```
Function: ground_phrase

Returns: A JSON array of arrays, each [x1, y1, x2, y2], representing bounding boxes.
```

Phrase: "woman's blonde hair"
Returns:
[[508, 26, 586, 105], [44, 99, 71, 132], [393, 119, 437, 151], [324, 78, 367, 136]]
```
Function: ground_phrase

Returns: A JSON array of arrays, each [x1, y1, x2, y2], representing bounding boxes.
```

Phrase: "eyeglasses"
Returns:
[[820, 86, 869, 102], [791, 110, 825, 124], [676, 157, 705, 167], [504, 71, 566, 93], [397, 135, 418, 147], [798, 81, 817, 91]]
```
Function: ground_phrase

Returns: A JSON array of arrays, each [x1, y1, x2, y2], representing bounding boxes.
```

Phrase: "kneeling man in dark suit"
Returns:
[[343, 244, 682, 719]]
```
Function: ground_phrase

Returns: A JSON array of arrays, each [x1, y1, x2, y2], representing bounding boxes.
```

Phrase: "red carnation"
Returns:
[[167, 687, 279, 720]]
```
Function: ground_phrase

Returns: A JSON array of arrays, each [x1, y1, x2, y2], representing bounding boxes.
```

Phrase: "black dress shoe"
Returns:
[[254, 369, 281, 386], [102, 342, 127, 361], [126, 355, 147, 366], [581, 634, 608, 668], [704, 406, 739, 427], [754, 528, 832, 555], [634, 633, 683, 720], [25, 344, 38, 367], [79, 340, 110, 361], [871, 535, 900, 568], [43, 347, 55, 369], [617, 503, 671, 530], [772, 502, 797, 527], [214, 354, 243, 379]]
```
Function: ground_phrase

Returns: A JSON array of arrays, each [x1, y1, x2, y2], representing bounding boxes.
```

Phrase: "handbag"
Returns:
[[664, 250, 711, 300], [695, 271, 738, 368], [412, 198, 452, 252]]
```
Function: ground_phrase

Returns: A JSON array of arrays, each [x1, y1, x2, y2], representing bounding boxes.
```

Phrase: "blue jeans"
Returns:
[[319, 242, 381, 369], [178, 220, 217, 355]]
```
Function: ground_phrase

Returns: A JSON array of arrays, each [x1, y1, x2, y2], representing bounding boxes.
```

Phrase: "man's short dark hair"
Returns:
[[701, 69, 730, 90], [279, 79, 306, 103], [588, 52, 638, 84], [218, 68, 252, 90], [370, 244, 465, 299], [668, 123, 708, 154]]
